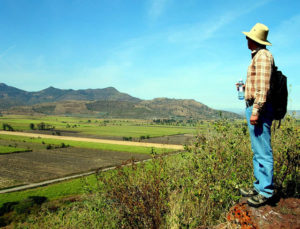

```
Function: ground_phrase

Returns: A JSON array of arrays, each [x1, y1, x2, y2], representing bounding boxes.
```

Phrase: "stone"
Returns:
[[226, 197, 300, 229]]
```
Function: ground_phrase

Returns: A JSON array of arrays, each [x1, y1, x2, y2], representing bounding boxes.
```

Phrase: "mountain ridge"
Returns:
[[0, 83, 241, 119], [0, 83, 140, 109]]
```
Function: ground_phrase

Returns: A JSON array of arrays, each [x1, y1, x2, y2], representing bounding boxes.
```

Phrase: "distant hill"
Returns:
[[0, 83, 242, 119], [0, 83, 140, 109]]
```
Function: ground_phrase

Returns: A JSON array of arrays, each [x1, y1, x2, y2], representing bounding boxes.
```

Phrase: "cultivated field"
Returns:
[[0, 133, 175, 190], [0, 115, 198, 141], [0, 115, 196, 191]]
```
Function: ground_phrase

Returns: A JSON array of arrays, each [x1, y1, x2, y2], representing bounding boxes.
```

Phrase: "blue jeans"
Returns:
[[245, 104, 274, 198]]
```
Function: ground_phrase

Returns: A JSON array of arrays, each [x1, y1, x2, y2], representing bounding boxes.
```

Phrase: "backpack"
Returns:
[[268, 65, 288, 121]]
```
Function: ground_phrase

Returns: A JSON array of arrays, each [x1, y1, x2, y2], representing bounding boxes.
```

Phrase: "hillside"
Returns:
[[0, 83, 140, 109], [0, 83, 241, 119]]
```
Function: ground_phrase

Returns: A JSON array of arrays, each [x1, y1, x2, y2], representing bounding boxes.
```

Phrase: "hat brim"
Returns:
[[242, 31, 272, 46]]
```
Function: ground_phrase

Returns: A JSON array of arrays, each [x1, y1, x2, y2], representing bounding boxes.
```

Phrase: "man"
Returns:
[[239, 23, 275, 207]]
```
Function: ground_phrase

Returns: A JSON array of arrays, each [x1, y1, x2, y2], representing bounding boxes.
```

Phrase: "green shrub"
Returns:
[[2, 123, 14, 131], [0, 202, 18, 216], [12, 194, 117, 229], [272, 116, 299, 197], [0, 196, 48, 227], [29, 123, 35, 130], [96, 158, 170, 228], [37, 122, 55, 131], [60, 143, 69, 148], [13, 199, 34, 214]]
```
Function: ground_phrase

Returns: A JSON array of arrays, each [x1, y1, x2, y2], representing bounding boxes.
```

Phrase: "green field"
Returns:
[[0, 134, 173, 154], [0, 174, 98, 207], [0, 115, 197, 138], [0, 145, 30, 154]]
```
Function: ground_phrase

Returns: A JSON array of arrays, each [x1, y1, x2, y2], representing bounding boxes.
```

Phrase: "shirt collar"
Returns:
[[251, 47, 266, 58]]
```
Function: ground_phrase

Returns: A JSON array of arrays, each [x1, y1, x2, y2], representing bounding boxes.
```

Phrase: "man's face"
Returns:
[[247, 37, 256, 51]]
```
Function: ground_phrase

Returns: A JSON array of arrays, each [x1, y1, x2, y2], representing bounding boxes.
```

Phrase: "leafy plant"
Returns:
[[272, 116, 299, 197], [96, 158, 170, 228]]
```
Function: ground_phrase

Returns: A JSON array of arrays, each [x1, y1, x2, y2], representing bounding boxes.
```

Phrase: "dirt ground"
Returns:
[[141, 133, 194, 145], [27, 130, 194, 145], [0, 131, 184, 150], [0, 147, 150, 189]]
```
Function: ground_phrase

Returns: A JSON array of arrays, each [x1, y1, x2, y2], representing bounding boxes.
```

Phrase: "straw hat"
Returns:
[[242, 23, 272, 46]]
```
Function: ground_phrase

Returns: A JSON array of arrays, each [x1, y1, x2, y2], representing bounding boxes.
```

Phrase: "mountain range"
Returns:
[[0, 83, 241, 119]]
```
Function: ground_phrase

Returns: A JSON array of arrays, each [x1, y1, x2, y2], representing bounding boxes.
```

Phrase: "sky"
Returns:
[[0, 0, 299, 112]]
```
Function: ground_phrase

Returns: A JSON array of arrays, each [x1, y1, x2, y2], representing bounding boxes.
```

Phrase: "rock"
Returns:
[[226, 197, 300, 229]]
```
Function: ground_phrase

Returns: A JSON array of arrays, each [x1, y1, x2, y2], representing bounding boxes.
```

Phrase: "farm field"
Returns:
[[0, 115, 198, 143], [0, 115, 196, 210], [0, 143, 150, 190], [0, 132, 177, 190], [0, 172, 99, 207], [0, 145, 30, 154]]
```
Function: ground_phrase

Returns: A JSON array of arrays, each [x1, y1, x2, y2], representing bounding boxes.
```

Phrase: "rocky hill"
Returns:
[[0, 83, 140, 109], [0, 83, 241, 119]]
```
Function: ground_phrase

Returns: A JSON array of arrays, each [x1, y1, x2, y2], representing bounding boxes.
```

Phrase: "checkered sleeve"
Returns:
[[252, 52, 272, 116]]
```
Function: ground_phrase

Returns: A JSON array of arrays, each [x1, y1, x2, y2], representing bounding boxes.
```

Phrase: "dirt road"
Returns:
[[0, 131, 184, 150]]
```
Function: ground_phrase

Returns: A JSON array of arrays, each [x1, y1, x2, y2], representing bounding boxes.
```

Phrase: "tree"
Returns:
[[29, 123, 35, 130], [2, 123, 14, 131]]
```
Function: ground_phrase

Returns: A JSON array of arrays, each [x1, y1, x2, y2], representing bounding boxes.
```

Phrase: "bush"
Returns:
[[172, 119, 251, 226], [96, 158, 170, 228], [60, 143, 69, 148], [0, 202, 18, 216], [2, 123, 14, 131], [13, 199, 34, 215], [29, 123, 35, 130], [37, 122, 55, 131], [272, 116, 299, 197], [12, 194, 117, 228], [175, 116, 299, 226], [0, 196, 48, 227]]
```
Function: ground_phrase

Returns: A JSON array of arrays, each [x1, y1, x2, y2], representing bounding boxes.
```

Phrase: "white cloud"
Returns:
[[167, 13, 233, 44], [167, 0, 272, 45]]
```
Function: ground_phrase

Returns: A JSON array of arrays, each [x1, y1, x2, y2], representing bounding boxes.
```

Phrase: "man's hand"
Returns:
[[235, 83, 245, 91], [250, 114, 259, 125]]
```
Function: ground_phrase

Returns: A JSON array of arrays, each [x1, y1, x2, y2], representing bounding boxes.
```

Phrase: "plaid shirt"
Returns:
[[245, 48, 274, 116]]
